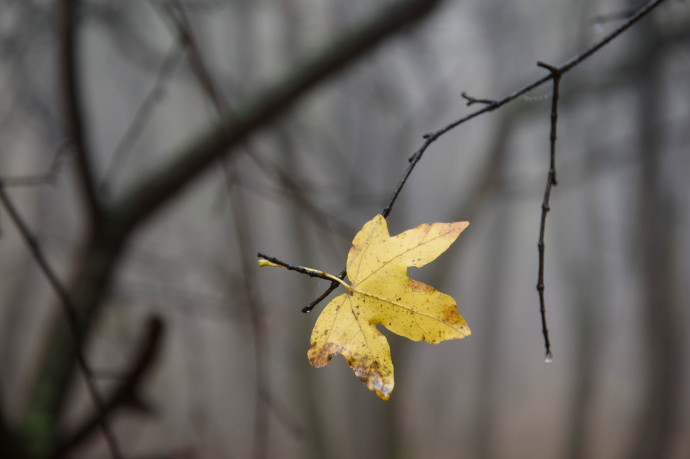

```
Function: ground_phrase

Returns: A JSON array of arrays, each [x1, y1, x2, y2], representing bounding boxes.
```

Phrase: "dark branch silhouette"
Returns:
[[301, 0, 668, 323], [55, 316, 165, 457], [0, 140, 72, 187], [99, 47, 185, 194], [21, 0, 445, 456], [535, 61, 561, 360], [0, 182, 122, 459], [59, 0, 102, 228], [4, 0, 677, 456], [112, 0, 443, 233]]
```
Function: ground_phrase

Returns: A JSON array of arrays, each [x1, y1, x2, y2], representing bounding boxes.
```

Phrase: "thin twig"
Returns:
[[535, 61, 561, 360], [160, 0, 354, 241], [257, 253, 345, 285], [244, 150, 356, 240], [19, 0, 446, 454], [304, 0, 667, 314], [381, 135, 434, 218], [160, 2, 354, 317], [257, 387, 304, 439], [558, 0, 665, 75], [461, 91, 497, 107], [224, 166, 270, 459], [590, 8, 639, 27], [0, 183, 122, 459], [111, 0, 443, 231], [156, 0, 230, 118], [161, 8, 304, 452], [55, 316, 164, 457], [100, 46, 184, 194], [302, 274, 344, 313], [0, 140, 72, 187]]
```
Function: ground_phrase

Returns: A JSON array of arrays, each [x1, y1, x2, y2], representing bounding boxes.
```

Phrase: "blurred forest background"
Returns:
[[0, 0, 689, 458]]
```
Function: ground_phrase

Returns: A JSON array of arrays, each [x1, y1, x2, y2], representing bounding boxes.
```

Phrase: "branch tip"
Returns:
[[461, 91, 497, 106], [537, 60, 561, 75]]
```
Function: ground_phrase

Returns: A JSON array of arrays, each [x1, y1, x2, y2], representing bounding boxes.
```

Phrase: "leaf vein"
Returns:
[[353, 227, 457, 286], [352, 287, 465, 335]]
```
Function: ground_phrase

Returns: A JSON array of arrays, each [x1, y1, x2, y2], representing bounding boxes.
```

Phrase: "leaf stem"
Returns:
[[257, 253, 351, 292]]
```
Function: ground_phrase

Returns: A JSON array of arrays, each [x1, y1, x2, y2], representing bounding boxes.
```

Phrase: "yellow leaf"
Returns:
[[308, 214, 470, 400]]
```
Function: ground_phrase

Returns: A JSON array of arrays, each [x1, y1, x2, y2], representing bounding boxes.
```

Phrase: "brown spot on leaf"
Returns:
[[308, 342, 345, 368], [440, 305, 460, 324], [408, 279, 435, 292], [347, 354, 393, 400], [308, 214, 469, 400]]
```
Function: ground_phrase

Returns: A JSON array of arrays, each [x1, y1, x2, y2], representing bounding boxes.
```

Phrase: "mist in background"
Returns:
[[1, 0, 689, 458]]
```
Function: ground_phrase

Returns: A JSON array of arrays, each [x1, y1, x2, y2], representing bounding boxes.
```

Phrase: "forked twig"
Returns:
[[302, 0, 668, 340], [56, 316, 164, 456], [0, 183, 122, 459], [0, 140, 72, 187], [258, 253, 345, 285], [160, 7, 304, 452], [302, 273, 345, 313], [12, 0, 451, 455], [100, 46, 184, 194], [461, 91, 498, 107]]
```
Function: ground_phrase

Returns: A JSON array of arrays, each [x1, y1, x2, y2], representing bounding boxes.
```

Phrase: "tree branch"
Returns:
[[257, 253, 344, 285], [111, 0, 443, 234], [535, 61, 561, 361], [0, 183, 122, 459], [305, 0, 667, 313], [55, 316, 164, 458], [24, 0, 445, 454], [100, 46, 184, 194], [59, 0, 101, 228], [0, 141, 72, 188]]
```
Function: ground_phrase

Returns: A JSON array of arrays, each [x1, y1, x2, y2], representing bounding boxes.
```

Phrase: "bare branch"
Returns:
[[58, 0, 102, 228], [257, 253, 344, 286], [535, 61, 561, 361], [0, 140, 72, 187], [156, 0, 230, 120], [461, 91, 497, 107], [24, 3, 442, 450], [111, 0, 444, 234], [382, 0, 664, 225], [303, 276, 344, 314], [100, 46, 185, 194], [305, 0, 667, 313], [55, 316, 164, 457], [0, 183, 122, 459], [224, 167, 270, 459]]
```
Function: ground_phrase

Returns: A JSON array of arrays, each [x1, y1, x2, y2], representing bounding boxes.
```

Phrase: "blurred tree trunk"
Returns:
[[563, 145, 604, 459], [628, 20, 683, 459]]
